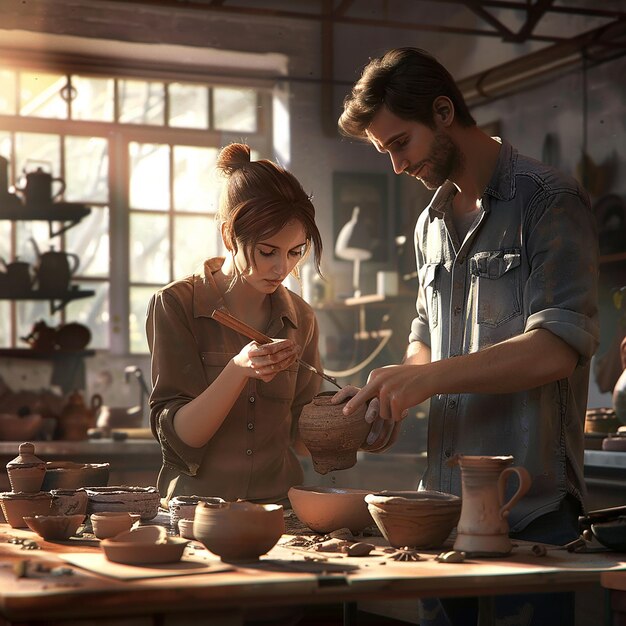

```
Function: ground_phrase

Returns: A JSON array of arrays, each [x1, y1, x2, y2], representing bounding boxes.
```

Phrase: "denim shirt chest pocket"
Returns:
[[418, 262, 441, 329], [469, 249, 522, 327]]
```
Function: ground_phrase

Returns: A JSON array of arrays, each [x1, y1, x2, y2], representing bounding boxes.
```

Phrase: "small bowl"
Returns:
[[288, 486, 374, 534], [90, 511, 140, 539], [24, 514, 85, 540], [0, 491, 53, 528], [41, 462, 110, 491], [101, 536, 189, 565], [178, 518, 195, 540], [591, 517, 626, 552], [193, 500, 284, 562], [168, 495, 226, 527], [365, 490, 462, 549], [85, 486, 160, 520]]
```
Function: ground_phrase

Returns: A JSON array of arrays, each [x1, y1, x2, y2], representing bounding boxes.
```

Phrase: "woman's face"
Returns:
[[235, 220, 308, 293]]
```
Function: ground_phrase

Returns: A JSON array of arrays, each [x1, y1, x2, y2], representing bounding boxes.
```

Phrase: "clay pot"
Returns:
[[101, 535, 188, 565], [56, 392, 101, 441], [365, 490, 462, 549], [24, 513, 85, 541], [0, 491, 53, 528], [85, 486, 160, 520], [288, 485, 374, 534], [90, 511, 138, 539], [0, 413, 43, 442], [6, 442, 46, 493], [41, 461, 110, 491], [298, 391, 371, 474], [193, 500, 284, 562], [168, 495, 226, 528], [50, 488, 89, 516], [178, 518, 195, 539]]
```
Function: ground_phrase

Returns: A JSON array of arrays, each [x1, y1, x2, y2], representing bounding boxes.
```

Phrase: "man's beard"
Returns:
[[411, 130, 462, 191]]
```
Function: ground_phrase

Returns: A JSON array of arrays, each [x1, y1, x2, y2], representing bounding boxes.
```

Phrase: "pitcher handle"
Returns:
[[67, 252, 81, 274], [52, 177, 66, 201], [498, 465, 532, 520]]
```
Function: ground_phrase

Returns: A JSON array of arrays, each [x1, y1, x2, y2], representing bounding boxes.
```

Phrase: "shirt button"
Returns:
[[449, 400, 457, 408], [248, 396, 255, 403], [458, 258, 465, 265], [454, 306, 461, 315], [444, 448, 452, 458], [246, 449, 253, 456], [247, 423, 254, 430]]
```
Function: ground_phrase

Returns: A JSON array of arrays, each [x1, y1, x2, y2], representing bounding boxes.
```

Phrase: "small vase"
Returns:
[[6, 442, 46, 493]]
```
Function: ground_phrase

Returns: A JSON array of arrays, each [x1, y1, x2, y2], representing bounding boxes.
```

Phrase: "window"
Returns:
[[0, 64, 272, 354]]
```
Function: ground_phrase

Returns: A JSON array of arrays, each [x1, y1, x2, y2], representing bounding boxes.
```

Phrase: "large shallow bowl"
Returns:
[[85, 486, 160, 520], [41, 462, 110, 491], [194, 500, 284, 562], [24, 514, 85, 540], [101, 536, 189, 565], [591, 517, 626, 552], [365, 490, 462, 549], [288, 486, 374, 534]]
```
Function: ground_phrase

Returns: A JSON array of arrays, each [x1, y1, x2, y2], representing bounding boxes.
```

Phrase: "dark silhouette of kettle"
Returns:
[[0, 256, 33, 296], [30, 238, 80, 295], [16, 165, 65, 208]]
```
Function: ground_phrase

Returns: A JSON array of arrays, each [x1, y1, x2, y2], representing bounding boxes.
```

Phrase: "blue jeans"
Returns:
[[420, 495, 580, 626]]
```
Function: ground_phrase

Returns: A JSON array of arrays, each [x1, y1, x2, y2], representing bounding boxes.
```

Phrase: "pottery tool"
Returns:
[[211, 308, 341, 389]]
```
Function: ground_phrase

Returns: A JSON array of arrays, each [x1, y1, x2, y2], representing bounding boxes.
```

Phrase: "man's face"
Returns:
[[366, 106, 461, 190]]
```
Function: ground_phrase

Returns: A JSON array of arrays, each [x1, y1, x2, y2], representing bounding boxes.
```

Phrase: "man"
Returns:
[[336, 48, 599, 625]]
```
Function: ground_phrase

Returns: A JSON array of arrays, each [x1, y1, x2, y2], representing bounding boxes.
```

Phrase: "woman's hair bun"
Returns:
[[217, 143, 251, 177]]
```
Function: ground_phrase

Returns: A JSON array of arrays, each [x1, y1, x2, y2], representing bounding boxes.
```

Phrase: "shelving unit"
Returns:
[[0, 289, 95, 314], [0, 348, 95, 359]]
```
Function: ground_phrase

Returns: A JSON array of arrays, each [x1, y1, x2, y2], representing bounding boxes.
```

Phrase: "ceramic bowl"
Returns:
[[41, 461, 110, 491], [50, 488, 89, 516], [365, 490, 462, 549], [111, 525, 168, 544], [168, 495, 226, 527], [0, 491, 53, 528], [288, 485, 374, 534], [193, 500, 284, 562], [101, 536, 189, 565], [298, 391, 371, 474], [591, 517, 626, 552], [178, 518, 195, 540], [90, 511, 140, 539], [85, 486, 160, 520], [24, 513, 85, 540]]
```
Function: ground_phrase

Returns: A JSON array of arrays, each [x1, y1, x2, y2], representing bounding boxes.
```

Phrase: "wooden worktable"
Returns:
[[0, 523, 625, 626]]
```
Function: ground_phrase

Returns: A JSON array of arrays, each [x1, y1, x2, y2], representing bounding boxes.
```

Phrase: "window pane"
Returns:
[[64, 281, 109, 349], [65, 136, 109, 203], [173, 146, 219, 213], [0, 301, 9, 346], [65, 207, 110, 278], [0, 221, 11, 271], [0, 70, 16, 115], [129, 142, 170, 210], [213, 87, 257, 132], [20, 71, 68, 119], [15, 220, 56, 265], [0, 132, 13, 190], [169, 83, 208, 129], [130, 213, 170, 283], [173, 214, 219, 279], [129, 286, 155, 354], [71, 75, 114, 122], [119, 79, 165, 125], [14, 132, 61, 189]]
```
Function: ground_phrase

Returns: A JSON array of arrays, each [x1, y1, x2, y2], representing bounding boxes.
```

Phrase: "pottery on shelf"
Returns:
[[288, 485, 374, 534], [6, 442, 46, 493], [85, 486, 160, 520], [50, 488, 89, 516], [193, 500, 284, 562], [0, 413, 43, 442], [0, 491, 53, 528], [365, 490, 462, 549], [56, 391, 101, 441], [41, 461, 110, 491], [298, 391, 371, 474], [24, 513, 85, 541], [450, 455, 532, 557]]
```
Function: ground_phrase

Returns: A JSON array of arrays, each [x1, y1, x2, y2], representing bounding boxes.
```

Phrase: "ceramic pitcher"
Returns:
[[451, 455, 531, 556]]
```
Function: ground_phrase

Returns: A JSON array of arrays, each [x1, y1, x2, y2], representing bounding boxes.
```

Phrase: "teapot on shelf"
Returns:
[[30, 237, 80, 296], [0, 256, 34, 296], [56, 391, 102, 441], [15, 163, 66, 209]]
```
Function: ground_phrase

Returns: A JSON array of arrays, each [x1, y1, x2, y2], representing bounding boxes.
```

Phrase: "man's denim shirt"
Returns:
[[409, 139, 599, 531]]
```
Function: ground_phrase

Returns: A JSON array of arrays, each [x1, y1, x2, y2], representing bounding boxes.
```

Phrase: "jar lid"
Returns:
[[6, 442, 45, 470]]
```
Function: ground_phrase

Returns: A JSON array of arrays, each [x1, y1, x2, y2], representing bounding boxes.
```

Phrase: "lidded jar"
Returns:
[[6, 442, 46, 493]]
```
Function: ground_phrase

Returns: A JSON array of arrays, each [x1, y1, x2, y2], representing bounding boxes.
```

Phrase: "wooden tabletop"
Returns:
[[0, 524, 625, 625]]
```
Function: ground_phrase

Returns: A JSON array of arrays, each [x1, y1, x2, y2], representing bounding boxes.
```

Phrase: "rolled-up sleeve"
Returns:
[[523, 188, 599, 362]]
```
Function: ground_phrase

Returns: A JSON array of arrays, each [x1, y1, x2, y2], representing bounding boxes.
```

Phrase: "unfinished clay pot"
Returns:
[[298, 391, 370, 474], [23, 513, 85, 541], [85, 486, 160, 520], [193, 500, 284, 562], [0, 491, 53, 528], [50, 488, 89, 516], [41, 461, 110, 490], [101, 535, 188, 565], [288, 485, 374, 534], [6, 442, 46, 493], [168, 495, 226, 527], [90, 511, 138, 539], [365, 490, 462, 549]]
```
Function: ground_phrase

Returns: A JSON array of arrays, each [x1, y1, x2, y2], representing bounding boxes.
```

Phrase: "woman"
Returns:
[[146, 143, 324, 505]]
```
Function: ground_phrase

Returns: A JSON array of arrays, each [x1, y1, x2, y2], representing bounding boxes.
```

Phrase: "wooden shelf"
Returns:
[[0, 348, 95, 360], [0, 289, 95, 313], [0, 199, 91, 236]]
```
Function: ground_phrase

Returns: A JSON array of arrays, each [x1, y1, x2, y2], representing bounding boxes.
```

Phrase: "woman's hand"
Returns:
[[233, 338, 299, 382]]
